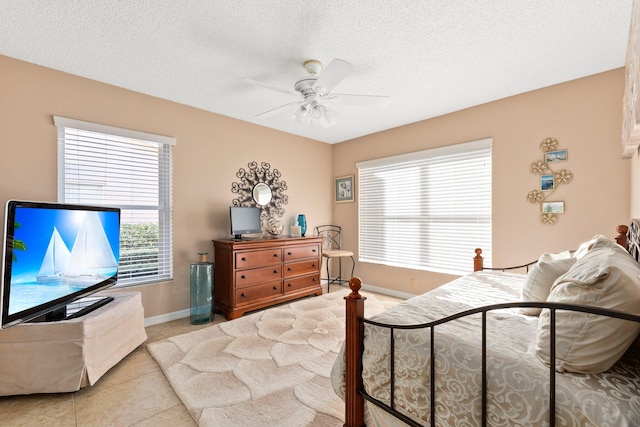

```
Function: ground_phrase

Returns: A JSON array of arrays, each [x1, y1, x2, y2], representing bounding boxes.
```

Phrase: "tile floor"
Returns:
[[0, 284, 403, 426], [0, 314, 219, 427]]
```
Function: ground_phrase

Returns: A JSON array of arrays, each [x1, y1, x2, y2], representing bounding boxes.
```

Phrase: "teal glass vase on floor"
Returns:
[[297, 214, 307, 237], [190, 252, 214, 325]]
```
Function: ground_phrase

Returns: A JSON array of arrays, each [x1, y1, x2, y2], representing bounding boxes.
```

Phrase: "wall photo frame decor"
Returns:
[[335, 175, 355, 203], [526, 137, 573, 225]]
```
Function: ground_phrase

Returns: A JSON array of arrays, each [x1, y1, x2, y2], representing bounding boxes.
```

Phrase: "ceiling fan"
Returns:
[[243, 58, 390, 128]]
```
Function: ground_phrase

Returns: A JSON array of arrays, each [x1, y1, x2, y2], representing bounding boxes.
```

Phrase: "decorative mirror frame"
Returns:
[[526, 137, 573, 225], [231, 161, 288, 226]]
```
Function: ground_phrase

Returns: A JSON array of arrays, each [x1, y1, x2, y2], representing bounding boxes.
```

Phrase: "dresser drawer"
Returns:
[[284, 259, 320, 278], [283, 244, 320, 261], [214, 236, 323, 320], [235, 249, 282, 269], [236, 282, 283, 305], [235, 265, 282, 288], [284, 274, 320, 293]]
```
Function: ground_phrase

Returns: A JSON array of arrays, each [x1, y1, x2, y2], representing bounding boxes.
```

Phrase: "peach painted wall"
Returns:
[[332, 68, 630, 295], [0, 53, 631, 316], [0, 55, 333, 319]]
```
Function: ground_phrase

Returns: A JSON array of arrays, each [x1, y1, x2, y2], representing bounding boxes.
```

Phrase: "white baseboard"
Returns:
[[360, 283, 414, 300], [144, 308, 190, 327], [323, 277, 414, 300]]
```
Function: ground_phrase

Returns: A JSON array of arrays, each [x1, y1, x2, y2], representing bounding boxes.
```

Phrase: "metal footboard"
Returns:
[[359, 302, 640, 427]]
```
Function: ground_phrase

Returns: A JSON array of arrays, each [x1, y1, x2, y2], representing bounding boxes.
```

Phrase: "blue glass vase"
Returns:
[[297, 214, 307, 237], [190, 252, 214, 325]]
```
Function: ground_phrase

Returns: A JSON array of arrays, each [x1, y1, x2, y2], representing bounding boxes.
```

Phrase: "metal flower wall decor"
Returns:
[[231, 161, 288, 226], [526, 137, 573, 225]]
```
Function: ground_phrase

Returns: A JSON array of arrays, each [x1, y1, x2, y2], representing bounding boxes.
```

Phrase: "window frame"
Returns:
[[54, 116, 175, 287], [356, 138, 492, 275]]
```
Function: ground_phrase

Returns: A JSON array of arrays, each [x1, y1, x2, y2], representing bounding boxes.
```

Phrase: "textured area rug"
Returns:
[[147, 289, 397, 426]]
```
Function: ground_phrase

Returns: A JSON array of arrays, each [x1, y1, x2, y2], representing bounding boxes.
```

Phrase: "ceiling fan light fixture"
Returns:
[[320, 107, 337, 128], [293, 104, 309, 125], [247, 57, 387, 129], [293, 101, 336, 128], [310, 103, 325, 120]]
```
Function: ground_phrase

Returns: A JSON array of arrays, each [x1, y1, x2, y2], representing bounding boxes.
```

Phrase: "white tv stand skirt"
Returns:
[[0, 291, 147, 396]]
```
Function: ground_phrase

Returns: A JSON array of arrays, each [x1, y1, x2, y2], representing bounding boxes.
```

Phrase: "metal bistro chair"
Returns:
[[314, 225, 355, 292]]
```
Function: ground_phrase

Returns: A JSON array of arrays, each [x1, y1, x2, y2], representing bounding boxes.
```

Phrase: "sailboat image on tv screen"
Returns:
[[36, 227, 71, 281], [65, 212, 118, 281], [37, 212, 117, 284]]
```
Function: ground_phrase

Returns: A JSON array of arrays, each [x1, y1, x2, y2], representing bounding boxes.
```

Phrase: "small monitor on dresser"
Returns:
[[229, 206, 262, 239]]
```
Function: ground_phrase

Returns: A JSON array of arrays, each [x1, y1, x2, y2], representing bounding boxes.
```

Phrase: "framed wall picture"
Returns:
[[335, 175, 355, 203], [544, 149, 568, 163], [541, 174, 555, 191], [542, 201, 564, 214]]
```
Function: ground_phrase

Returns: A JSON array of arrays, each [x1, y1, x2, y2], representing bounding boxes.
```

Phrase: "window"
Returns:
[[357, 139, 491, 275], [54, 116, 174, 286]]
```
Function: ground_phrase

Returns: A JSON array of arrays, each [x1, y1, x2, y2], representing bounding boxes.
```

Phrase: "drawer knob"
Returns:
[[312, 263, 316, 267], [287, 283, 292, 287], [288, 267, 292, 271], [241, 275, 246, 279], [273, 270, 278, 274], [241, 292, 246, 297], [273, 253, 279, 257], [241, 257, 247, 261], [313, 277, 317, 282], [312, 249, 317, 253], [287, 252, 292, 255]]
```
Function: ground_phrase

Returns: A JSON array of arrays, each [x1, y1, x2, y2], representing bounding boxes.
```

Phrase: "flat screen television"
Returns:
[[229, 206, 262, 239], [1, 200, 121, 329]]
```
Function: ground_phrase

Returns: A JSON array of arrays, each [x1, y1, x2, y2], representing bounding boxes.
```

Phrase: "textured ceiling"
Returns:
[[0, 1, 633, 144]]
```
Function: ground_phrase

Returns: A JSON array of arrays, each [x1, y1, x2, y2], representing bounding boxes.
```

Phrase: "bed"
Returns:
[[331, 222, 640, 426]]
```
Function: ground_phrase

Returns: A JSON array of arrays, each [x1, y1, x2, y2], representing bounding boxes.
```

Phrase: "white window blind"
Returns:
[[54, 116, 174, 286], [357, 139, 492, 275]]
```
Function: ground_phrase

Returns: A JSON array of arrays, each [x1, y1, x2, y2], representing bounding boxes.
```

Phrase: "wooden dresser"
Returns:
[[212, 236, 323, 320]]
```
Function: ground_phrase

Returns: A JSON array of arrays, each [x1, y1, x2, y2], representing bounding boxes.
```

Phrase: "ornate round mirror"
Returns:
[[253, 182, 272, 206], [231, 161, 288, 221]]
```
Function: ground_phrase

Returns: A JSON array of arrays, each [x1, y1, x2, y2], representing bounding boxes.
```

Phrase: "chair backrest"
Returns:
[[314, 225, 343, 251]]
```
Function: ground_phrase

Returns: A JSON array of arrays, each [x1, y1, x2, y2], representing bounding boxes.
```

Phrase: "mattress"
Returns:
[[331, 271, 640, 427]]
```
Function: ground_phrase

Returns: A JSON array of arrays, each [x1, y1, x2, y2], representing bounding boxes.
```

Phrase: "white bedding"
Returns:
[[331, 271, 640, 427]]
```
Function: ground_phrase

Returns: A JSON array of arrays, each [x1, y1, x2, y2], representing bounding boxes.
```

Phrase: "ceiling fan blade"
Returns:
[[313, 58, 354, 95], [255, 101, 302, 118], [326, 93, 391, 109], [241, 78, 300, 97]]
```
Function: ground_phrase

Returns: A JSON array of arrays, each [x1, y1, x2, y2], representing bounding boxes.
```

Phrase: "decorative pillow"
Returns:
[[519, 252, 576, 316], [572, 234, 608, 259], [535, 237, 640, 373]]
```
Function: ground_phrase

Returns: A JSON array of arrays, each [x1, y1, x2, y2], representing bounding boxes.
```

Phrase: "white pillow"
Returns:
[[536, 237, 640, 373], [543, 250, 573, 261], [519, 252, 576, 316], [573, 234, 608, 259]]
